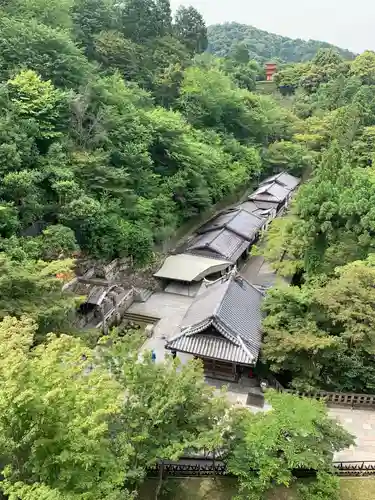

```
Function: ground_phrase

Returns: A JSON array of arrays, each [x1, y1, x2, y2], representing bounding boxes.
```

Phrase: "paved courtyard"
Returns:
[[330, 408, 375, 462], [127, 291, 194, 363]]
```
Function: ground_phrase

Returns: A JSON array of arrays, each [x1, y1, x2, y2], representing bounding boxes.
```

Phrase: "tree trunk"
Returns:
[[155, 460, 164, 500]]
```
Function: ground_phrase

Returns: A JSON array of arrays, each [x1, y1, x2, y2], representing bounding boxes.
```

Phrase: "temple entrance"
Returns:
[[201, 358, 238, 382]]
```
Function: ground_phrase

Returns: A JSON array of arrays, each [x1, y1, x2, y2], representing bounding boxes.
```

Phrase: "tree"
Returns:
[[0, 170, 44, 226], [178, 66, 267, 142], [263, 140, 315, 176], [351, 125, 375, 167], [2, 0, 74, 29], [351, 50, 375, 85], [174, 6, 208, 54], [0, 203, 20, 237], [72, 0, 115, 56], [0, 16, 92, 88], [99, 332, 228, 487], [93, 30, 150, 85], [117, 0, 168, 43], [0, 316, 128, 500], [39, 225, 79, 260], [0, 319, 227, 498], [262, 141, 375, 277], [207, 23, 355, 62], [7, 70, 68, 142], [230, 42, 250, 64], [312, 48, 343, 67], [227, 390, 353, 500], [261, 256, 375, 393], [0, 255, 79, 337]]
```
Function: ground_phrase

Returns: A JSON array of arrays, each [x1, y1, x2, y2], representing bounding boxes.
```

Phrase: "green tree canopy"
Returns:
[[262, 255, 375, 392], [0, 255, 79, 336], [0, 318, 227, 498], [0, 16, 92, 88], [351, 50, 375, 85], [227, 390, 353, 500], [174, 5, 208, 54]]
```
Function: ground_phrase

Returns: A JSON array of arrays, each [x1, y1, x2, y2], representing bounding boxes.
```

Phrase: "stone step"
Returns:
[[122, 311, 160, 324]]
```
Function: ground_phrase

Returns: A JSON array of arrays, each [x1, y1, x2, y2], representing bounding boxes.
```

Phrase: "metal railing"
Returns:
[[147, 458, 375, 478]]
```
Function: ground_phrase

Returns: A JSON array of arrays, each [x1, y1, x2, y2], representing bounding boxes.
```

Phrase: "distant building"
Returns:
[[248, 172, 300, 214], [184, 207, 268, 266], [166, 272, 263, 382], [265, 62, 277, 81], [153, 171, 300, 287]]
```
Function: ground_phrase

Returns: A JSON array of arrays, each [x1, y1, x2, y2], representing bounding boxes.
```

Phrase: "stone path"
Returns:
[[330, 408, 375, 462], [128, 291, 194, 363]]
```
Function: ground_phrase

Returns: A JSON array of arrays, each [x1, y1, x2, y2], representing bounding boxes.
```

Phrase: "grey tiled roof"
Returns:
[[167, 274, 264, 364], [249, 172, 300, 205], [260, 172, 300, 191], [238, 201, 275, 219], [198, 208, 264, 240], [167, 334, 254, 364], [198, 210, 237, 233], [187, 228, 250, 262], [250, 182, 290, 204], [226, 210, 264, 239]]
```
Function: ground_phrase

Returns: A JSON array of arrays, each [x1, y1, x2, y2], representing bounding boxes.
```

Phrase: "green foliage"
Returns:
[[263, 140, 315, 175], [72, 0, 115, 55], [298, 473, 340, 500], [262, 256, 375, 392], [39, 225, 79, 260], [0, 16, 92, 88], [207, 22, 355, 63], [0, 2, 309, 265], [178, 66, 270, 143], [0, 255, 79, 336], [0, 319, 227, 498], [3, 0, 74, 29], [227, 390, 353, 500], [174, 6, 208, 54], [99, 332, 227, 481], [259, 45, 375, 395], [0, 316, 128, 500], [351, 50, 375, 85], [262, 141, 375, 277], [7, 70, 68, 140]]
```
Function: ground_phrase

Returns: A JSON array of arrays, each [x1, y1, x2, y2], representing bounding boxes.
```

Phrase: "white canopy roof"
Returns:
[[154, 254, 231, 282]]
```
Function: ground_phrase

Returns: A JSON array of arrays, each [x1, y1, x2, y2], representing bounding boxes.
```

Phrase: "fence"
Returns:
[[95, 289, 135, 331], [147, 458, 375, 478], [265, 375, 375, 409], [284, 389, 375, 409]]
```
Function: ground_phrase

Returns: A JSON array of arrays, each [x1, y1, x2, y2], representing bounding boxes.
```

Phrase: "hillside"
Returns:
[[207, 22, 356, 63]]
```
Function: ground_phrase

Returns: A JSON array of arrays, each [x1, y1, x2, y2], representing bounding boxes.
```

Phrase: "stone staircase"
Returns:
[[122, 311, 160, 324]]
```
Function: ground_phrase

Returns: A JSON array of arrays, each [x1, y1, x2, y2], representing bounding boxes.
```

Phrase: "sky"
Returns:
[[170, 0, 374, 53]]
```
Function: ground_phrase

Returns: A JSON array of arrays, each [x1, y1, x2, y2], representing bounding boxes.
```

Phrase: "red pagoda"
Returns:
[[265, 62, 277, 81]]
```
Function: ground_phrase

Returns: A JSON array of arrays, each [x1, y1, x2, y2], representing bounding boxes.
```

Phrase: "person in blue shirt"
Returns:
[[151, 350, 156, 363]]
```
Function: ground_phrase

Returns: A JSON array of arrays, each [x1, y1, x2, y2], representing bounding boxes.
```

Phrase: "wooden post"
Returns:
[[155, 460, 164, 500]]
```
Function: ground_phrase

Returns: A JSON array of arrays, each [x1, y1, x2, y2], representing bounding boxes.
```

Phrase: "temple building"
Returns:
[[166, 271, 263, 382]]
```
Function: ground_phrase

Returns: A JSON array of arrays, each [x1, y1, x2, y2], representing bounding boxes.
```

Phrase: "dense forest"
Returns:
[[207, 22, 356, 63], [0, 0, 373, 499], [0, 0, 309, 271], [260, 48, 375, 395]]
